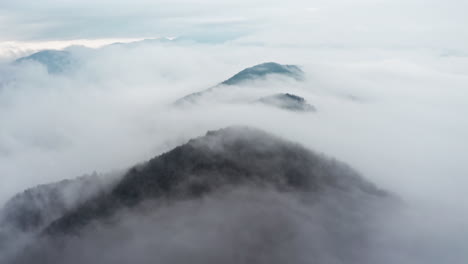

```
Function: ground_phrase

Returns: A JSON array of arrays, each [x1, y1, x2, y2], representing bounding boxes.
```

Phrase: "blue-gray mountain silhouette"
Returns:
[[257, 93, 316, 112], [14, 50, 73, 74], [221, 62, 303, 85], [174, 62, 305, 106]]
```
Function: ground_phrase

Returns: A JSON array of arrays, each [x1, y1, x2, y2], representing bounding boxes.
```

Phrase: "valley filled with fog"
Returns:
[[0, 0, 467, 263]]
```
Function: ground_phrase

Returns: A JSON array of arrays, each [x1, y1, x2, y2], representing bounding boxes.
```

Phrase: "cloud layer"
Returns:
[[0, 1, 467, 261]]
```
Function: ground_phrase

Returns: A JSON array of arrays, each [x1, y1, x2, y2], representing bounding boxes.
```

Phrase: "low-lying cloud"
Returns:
[[0, 38, 467, 263]]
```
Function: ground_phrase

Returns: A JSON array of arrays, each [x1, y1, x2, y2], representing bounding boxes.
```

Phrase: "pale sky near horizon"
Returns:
[[0, 0, 467, 52]]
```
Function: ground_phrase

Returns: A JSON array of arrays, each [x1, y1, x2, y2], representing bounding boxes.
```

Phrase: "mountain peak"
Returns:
[[6, 127, 389, 263], [221, 62, 304, 86], [14, 50, 72, 74], [43, 126, 385, 235]]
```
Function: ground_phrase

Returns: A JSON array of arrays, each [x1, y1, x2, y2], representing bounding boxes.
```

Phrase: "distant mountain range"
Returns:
[[10, 38, 177, 74], [9, 49, 358, 108], [11, 44, 316, 113], [11, 53, 317, 112], [10, 37, 180, 74]]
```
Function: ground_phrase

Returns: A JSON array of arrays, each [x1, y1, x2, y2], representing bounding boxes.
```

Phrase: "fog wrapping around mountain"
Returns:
[[257, 93, 316, 112], [0, 174, 109, 233], [14, 50, 74, 74], [3, 126, 391, 264], [174, 62, 309, 109], [0, 37, 467, 264]]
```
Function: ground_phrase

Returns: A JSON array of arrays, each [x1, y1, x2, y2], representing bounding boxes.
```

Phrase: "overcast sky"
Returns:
[[1, 0, 467, 51]]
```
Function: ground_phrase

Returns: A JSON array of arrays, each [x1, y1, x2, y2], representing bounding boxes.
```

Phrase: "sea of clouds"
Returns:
[[0, 0, 467, 261]]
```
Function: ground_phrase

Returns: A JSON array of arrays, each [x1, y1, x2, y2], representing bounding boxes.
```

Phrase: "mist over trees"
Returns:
[[0, 1, 467, 262], [3, 127, 392, 264]]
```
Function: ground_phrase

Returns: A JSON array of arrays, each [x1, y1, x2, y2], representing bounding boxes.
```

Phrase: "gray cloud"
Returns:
[[9, 186, 386, 264], [0, 2, 467, 262]]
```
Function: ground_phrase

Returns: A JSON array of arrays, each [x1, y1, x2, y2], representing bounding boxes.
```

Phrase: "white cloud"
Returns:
[[0, 1, 467, 262]]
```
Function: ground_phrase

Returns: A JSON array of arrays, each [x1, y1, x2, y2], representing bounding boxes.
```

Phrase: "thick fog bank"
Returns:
[[0, 41, 467, 263], [11, 186, 388, 264]]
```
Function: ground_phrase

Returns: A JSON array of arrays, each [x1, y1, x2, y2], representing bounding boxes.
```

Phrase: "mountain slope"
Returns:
[[257, 93, 316, 112], [0, 173, 115, 234], [6, 127, 390, 264], [14, 50, 73, 74], [221, 62, 303, 86], [174, 62, 305, 106], [44, 126, 384, 235]]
